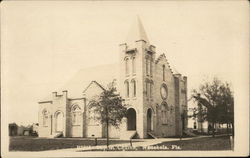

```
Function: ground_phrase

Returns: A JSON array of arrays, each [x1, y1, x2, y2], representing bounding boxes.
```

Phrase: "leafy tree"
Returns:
[[88, 81, 127, 148], [216, 82, 234, 136], [191, 78, 234, 137]]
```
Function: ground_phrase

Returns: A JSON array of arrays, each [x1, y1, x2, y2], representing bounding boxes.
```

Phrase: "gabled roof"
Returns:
[[39, 63, 119, 101], [125, 17, 150, 46], [63, 64, 119, 98], [155, 53, 167, 64], [83, 80, 106, 93], [9, 123, 17, 127], [155, 53, 180, 74]]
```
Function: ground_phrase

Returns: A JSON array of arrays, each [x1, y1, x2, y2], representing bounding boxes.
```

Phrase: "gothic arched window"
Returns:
[[71, 105, 81, 126], [131, 79, 136, 97], [146, 82, 150, 98], [163, 65, 165, 81], [146, 58, 149, 75], [125, 80, 129, 98], [125, 58, 129, 75], [161, 102, 168, 124], [150, 60, 152, 76], [150, 82, 153, 98], [42, 109, 49, 127], [132, 57, 136, 74]]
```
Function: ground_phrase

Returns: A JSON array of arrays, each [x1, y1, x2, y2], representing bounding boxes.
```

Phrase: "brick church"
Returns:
[[38, 18, 188, 139]]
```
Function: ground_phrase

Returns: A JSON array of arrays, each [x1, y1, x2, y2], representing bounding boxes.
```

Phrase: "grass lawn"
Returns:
[[9, 135, 233, 151], [80, 136, 232, 151], [154, 135, 232, 150], [9, 136, 135, 151]]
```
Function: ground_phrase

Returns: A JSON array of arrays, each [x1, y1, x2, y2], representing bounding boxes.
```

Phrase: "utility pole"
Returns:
[[105, 102, 109, 149]]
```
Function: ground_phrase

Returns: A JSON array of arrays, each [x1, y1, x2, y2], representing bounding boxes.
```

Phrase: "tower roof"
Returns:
[[125, 17, 150, 46]]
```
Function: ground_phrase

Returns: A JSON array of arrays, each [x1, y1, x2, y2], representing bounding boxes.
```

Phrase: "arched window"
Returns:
[[88, 108, 99, 125], [163, 65, 165, 81], [194, 122, 197, 129], [146, 58, 149, 75], [146, 82, 150, 98], [162, 111, 167, 124], [147, 108, 153, 131], [148, 60, 150, 76], [125, 81, 129, 98], [131, 79, 136, 97], [71, 105, 81, 126], [125, 58, 129, 75], [42, 109, 49, 127], [150, 82, 153, 98], [150, 60, 152, 76], [161, 102, 168, 124], [132, 57, 136, 74]]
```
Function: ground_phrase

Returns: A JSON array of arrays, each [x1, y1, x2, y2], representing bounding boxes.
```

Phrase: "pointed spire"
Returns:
[[125, 16, 150, 45]]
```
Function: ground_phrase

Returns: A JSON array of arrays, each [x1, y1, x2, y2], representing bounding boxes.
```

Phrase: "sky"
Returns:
[[1, 1, 249, 125]]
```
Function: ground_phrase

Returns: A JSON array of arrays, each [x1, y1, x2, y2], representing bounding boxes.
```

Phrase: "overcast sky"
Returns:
[[1, 1, 249, 125]]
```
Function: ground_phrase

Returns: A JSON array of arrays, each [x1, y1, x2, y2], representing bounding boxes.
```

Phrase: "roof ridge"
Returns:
[[82, 80, 106, 94], [155, 53, 176, 74]]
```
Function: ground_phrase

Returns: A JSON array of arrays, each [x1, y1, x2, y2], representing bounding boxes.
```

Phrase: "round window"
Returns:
[[160, 84, 168, 100]]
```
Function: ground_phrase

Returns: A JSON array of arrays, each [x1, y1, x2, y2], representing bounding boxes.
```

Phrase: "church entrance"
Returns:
[[127, 108, 136, 130], [147, 108, 153, 131], [55, 111, 63, 132]]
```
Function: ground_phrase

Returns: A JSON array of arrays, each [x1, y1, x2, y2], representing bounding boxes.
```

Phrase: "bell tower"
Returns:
[[119, 17, 156, 138]]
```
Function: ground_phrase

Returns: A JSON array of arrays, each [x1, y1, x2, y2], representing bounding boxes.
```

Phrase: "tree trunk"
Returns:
[[105, 104, 109, 149], [226, 123, 229, 136], [106, 119, 109, 148], [200, 121, 203, 133], [231, 122, 234, 137], [212, 122, 215, 138]]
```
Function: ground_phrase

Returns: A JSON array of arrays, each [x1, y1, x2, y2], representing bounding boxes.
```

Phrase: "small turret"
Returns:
[[62, 90, 68, 98], [52, 92, 57, 98]]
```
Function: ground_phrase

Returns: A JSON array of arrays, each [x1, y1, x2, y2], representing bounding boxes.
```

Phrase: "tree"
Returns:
[[191, 78, 234, 137], [216, 82, 234, 136], [88, 81, 127, 148], [188, 104, 207, 133]]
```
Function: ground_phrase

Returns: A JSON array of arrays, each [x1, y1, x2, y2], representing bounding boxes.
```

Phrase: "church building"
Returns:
[[38, 18, 188, 139]]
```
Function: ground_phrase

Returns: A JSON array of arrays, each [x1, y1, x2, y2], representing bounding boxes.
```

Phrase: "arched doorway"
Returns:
[[55, 111, 63, 132], [147, 108, 153, 131], [127, 108, 136, 130]]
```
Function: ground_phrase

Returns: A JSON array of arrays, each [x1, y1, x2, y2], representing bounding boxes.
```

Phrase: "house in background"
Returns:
[[9, 123, 38, 136], [187, 102, 232, 134], [17, 125, 31, 136], [9, 123, 18, 136], [32, 123, 39, 135]]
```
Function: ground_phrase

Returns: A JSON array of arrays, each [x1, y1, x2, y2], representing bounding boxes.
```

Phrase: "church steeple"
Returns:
[[125, 16, 150, 46], [119, 17, 156, 139]]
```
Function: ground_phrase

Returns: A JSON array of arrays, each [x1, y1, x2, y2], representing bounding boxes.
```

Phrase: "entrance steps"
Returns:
[[49, 132, 63, 138], [120, 130, 137, 140], [147, 132, 158, 139], [183, 130, 196, 137]]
